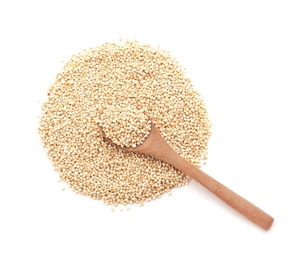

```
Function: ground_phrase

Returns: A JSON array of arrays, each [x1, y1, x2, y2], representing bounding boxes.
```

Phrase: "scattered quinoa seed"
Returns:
[[38, 40, 211, 206]]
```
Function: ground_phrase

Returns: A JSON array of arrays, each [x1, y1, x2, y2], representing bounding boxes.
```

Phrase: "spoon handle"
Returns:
[[176, 157, 274, 230], [145, 127, 274, 230]]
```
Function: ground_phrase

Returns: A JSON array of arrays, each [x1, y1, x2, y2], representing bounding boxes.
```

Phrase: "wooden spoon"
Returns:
[[99, 122, 274, 230]]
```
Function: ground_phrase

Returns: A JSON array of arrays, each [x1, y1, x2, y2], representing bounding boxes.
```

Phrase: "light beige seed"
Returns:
[[38, 40, 211, 206]]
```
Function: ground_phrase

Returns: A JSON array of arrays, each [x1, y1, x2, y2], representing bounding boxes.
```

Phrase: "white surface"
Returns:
[[1, 0, 308, 259]]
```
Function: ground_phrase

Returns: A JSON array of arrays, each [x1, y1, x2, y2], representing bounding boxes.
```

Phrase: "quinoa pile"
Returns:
[[98, 103, 152, 148], [38, 40, 211, 206]]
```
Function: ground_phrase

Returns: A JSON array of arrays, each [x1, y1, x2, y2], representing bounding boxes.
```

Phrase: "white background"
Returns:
[[1, 0, 308, 259]]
